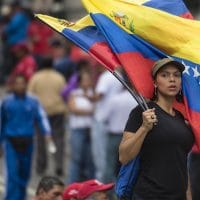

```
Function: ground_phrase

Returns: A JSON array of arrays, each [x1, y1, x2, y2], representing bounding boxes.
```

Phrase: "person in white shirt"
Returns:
[[90, 68, 123, 181], [101, 82, 138, 182], [67, 70, 95, 183]]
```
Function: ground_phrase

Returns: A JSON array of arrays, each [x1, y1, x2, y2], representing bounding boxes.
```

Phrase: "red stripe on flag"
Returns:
[[89, 41, 120, 71], [184, 97, 200, 151], [118, 52, 154, 98]]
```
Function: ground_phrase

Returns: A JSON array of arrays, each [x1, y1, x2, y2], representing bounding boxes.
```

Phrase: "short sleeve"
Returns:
[[95, 74, 109, 95], [124, 105, 143, 133]]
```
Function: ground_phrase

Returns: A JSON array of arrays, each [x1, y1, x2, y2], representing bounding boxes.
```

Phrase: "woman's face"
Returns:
[[80, 72, 92, 89], [154, 64, 182, 99]]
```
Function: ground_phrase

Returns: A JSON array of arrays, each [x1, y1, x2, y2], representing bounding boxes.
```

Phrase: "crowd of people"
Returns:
[[0, 1, 137, 199], [33, 176, 114, 200], [0, 1, 200, 200]]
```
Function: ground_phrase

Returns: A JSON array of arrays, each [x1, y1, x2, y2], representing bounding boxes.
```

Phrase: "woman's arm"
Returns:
[[119, 108, 157, 164]]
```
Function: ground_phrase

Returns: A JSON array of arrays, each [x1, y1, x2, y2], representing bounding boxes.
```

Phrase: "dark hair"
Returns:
[[10, 0, 22, 8], [36, 176, 64, 195], [40, 56, 53, 69], [151, 87, 183, 103], [151, 72, 183, 103], [175, 90, 184, 103], [50, 39, 63, 47], [77, 69, 91, 84], [77, 59, 91, 72]]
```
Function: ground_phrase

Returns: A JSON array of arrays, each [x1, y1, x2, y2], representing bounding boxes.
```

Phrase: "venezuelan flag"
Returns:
[[126, 0, 193, 18], [36, 0, 200, 150], [90, 13, 200, 151], [82, 0, 200, 65], [35, 14, 120, 71], [36, 0, 192, 77], [91, 13, 166, 98]]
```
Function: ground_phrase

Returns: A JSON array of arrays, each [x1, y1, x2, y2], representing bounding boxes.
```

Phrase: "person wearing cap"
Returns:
[[78, 179, 114, 200], [63, 180, 113, 200], [119, 58, 194, 199], [63, 182, 83, 200]]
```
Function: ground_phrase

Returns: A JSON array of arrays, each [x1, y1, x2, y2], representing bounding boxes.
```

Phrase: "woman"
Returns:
[[119, 58, 194, 200], [67, 70, 95, 183]]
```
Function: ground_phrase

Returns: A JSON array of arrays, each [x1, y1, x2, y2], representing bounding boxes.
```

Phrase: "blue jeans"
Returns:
[[4, 139, 33, 200], [68, 128, 95, 183], [91, 120, 107, 182]]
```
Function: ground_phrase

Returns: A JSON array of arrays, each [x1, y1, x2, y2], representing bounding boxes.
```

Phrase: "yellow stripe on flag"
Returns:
[[121, 0, 151, 5], [82, 0, 200, 64], [35, 14, 94, 33]]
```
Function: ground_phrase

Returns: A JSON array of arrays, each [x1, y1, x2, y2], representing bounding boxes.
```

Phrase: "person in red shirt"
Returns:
[[6, 42, 37, 89], [28, 17, 54, 66]]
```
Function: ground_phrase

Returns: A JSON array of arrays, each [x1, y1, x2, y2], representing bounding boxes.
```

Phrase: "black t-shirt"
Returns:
[[125, 102, 194, 200]]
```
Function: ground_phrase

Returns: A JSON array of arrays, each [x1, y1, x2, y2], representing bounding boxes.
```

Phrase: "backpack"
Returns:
[[115, 155, 140, 200]]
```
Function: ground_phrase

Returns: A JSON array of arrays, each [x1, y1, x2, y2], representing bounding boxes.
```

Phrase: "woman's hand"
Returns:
[[141, 108, 157, 132]]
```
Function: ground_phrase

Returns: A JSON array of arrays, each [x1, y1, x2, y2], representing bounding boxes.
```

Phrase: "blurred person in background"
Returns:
[[1, 1, 31, 79], [50, 39, 76, 81], [0, 74, 52, 200], [33, 176, 64, 200], [63, 179, 114, 200], [28, 56, 66, 176], [32, 0, 54, 15], [63, 182, 83, 200], [28, 15, 54, 68], [67, 69, 95, 183], [69, 46, 98, 84], [77, 179, 114, 200], [100, 73, 138, 183], [2, 1, 30, 46], [0, 4, 11, 83], [88, 67, 123, 182], [69, 45, 94, 66], [61, 59, 91, 102], [6, 42, 37, 90]]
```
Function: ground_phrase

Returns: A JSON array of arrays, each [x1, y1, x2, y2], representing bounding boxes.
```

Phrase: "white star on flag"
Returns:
[[182, 61, 190, 75], [192, 66, 200, 78]]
